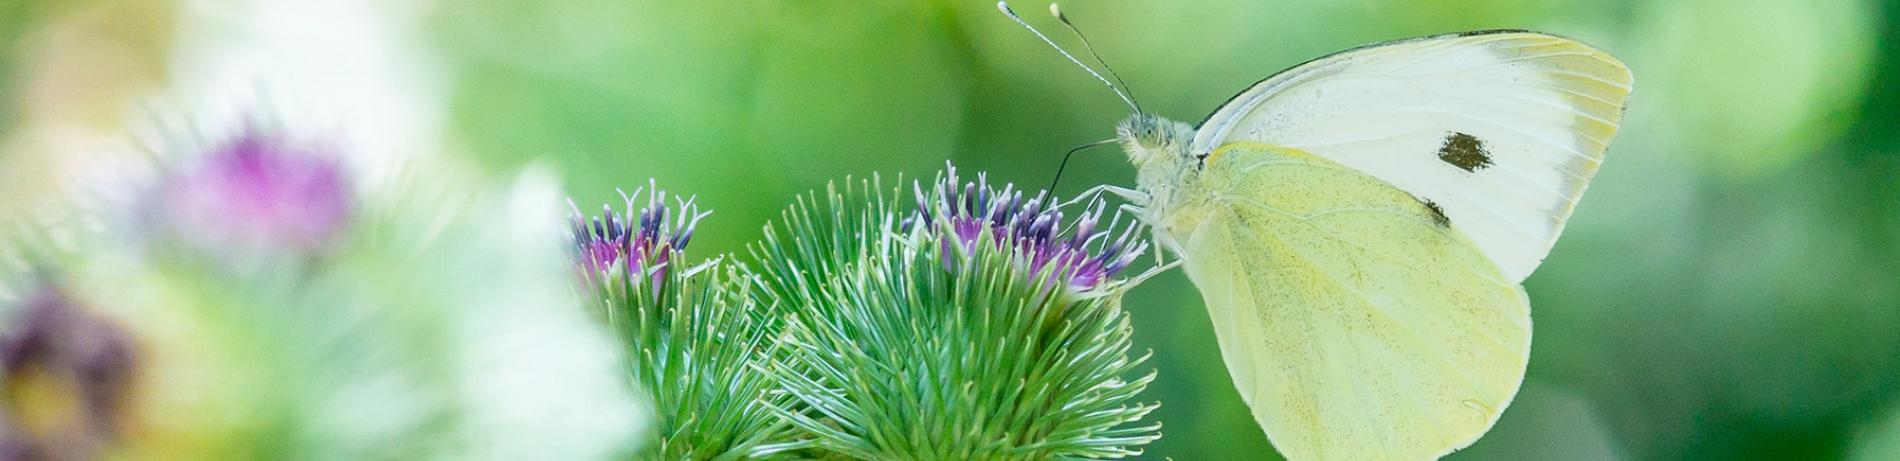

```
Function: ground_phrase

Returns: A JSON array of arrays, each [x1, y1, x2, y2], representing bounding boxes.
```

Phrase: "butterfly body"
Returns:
[[1116, 113, 1199, 247]]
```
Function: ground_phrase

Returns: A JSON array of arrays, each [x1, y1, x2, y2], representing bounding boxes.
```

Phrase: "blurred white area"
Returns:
[[163, 0, 452, 196], [0, 0, 459, 243], [443, 167, 650, 459]]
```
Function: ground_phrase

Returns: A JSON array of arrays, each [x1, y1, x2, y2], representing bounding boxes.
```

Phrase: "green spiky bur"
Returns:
[[751, 172, 1161, 460], [589, 263, 802, 459], [569, 186, 802, 459]]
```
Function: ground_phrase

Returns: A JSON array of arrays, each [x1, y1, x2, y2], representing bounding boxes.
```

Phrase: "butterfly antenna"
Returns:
[[1049, 3, 1141, 113], [997, 1, 1141, 113], [1049, 139, 1117, 193]]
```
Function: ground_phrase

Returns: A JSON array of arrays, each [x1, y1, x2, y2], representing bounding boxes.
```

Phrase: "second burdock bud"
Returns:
[[567, 182, 799, 459]]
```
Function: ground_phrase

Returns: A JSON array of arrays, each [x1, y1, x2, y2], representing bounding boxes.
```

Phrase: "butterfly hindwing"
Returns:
[[1191, 31, 1633, 281], [1173, 142, 1531, 460]]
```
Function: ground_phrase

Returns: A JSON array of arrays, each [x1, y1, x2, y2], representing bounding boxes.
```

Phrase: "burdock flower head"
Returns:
[[913, 165, 1146, 293], [567, 181, 710, 298], [758, 169, 1161, 460], [150, 128, 352, 257]]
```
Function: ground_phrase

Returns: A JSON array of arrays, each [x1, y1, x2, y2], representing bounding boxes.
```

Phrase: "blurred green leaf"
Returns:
[[1631, 0, 1877, 175]]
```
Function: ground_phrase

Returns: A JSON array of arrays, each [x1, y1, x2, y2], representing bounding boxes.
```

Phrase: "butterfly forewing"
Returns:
[[1191, 31, 1633, 281]]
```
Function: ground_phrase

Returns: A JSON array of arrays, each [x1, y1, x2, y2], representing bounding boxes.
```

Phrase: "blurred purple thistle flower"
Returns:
[[568, 180, 709, 297], [918, 165, 1147, 291], [0, 283, 136, 461], [154, 129, 352, 256]]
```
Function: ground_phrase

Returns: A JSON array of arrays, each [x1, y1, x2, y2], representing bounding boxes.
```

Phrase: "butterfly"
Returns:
[[1003, 3, 1633, 459]]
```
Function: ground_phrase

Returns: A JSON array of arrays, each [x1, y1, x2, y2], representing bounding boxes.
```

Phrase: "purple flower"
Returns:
[[568, 181, 709, 296], [0, 283, 136, 461], [154, 129, 352, 255], [915, 166, 1146, 291]]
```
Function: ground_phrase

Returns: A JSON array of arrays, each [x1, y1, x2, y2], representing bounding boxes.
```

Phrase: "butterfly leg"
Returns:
[[1109, 210, 1181, 287], [1056, 185, 1110, 208], [1101, 185, 1149, 203], [1060, 185, 1150, 208], [1110, 202, 1173, 269], [1125, 258, 1183, 287], [1150, 234, 1169, 268]]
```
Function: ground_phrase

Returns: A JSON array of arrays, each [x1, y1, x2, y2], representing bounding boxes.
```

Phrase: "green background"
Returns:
[[9, 0, 1900, 458]]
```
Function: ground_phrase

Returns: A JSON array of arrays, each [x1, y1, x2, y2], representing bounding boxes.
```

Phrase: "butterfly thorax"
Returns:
[[1117, 113, 1206, 252]]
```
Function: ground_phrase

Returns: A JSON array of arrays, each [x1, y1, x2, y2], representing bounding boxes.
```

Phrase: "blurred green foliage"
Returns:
[[2, 0, 1897, 458]]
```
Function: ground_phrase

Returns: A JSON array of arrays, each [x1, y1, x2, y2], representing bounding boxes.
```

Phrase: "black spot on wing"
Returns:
[[1437, 132, 1493, 172], [1422, 199, 1450, 227]]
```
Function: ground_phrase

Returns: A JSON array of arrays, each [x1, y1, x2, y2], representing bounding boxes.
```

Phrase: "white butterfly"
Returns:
[[1004, 3, 1632, 459]]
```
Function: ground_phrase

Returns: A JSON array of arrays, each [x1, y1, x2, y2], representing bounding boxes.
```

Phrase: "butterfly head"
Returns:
[[1116, 113, 1195, 167]]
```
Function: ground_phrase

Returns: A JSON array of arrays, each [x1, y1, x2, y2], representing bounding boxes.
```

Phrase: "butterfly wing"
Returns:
[[1173, 142, 1531, 460], [1191, 31, 1632, 281]]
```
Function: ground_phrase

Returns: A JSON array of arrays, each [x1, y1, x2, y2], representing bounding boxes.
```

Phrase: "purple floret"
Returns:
[[568, 181, 709, 296], [919, 166, 1146, 291]]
